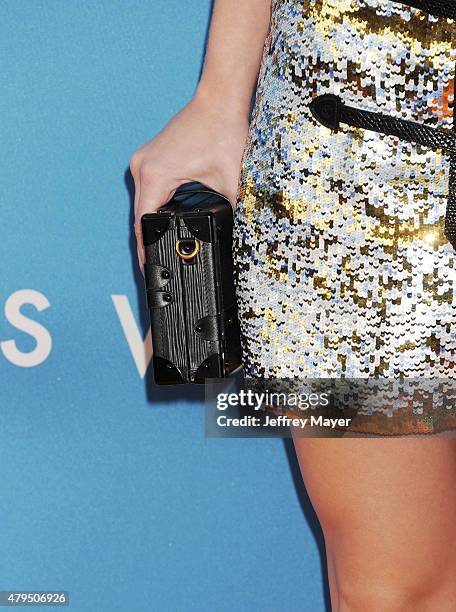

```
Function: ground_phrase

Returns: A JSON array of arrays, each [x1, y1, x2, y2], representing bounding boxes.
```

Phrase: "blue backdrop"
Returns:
[[1, 2, 328, 610]]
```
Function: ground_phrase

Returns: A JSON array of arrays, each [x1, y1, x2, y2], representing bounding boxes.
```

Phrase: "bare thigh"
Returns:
[[292, 436, 456, 611]]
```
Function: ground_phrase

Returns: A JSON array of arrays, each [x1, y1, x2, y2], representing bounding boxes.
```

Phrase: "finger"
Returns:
[[135, 177, 175, 277], [135, 167, 190, 275], [130, 152, 143, 270], [135, 224, 145, 277], [132, 172, 145, 275], [137, 245, 144, 276], [136, 167, 175, 214]]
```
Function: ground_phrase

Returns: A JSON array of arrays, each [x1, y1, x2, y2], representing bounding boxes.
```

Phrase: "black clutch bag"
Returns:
[[141, 182, 243, 384]]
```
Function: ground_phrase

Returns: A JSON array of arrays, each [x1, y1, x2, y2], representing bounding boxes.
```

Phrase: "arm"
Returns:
[[194, 0, 273, 118], [130, 0, 273, 272]]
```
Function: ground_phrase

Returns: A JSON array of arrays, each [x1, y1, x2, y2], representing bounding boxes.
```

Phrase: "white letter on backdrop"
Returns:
[[112, 295, 152, 378], [1, 289, 52, 367]]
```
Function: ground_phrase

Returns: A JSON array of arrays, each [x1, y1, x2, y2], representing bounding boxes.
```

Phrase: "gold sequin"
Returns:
[[232, 0, 456, 434]]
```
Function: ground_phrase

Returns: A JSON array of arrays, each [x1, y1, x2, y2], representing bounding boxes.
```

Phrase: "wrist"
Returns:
[[192, 84, 251, 122]]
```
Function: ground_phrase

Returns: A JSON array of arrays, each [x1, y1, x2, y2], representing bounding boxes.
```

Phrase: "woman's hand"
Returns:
[[130, 93, 250, 274]]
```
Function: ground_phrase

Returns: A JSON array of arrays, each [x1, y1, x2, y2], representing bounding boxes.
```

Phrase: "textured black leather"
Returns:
[[194, 314, 219, 342], [146, 289, 174, 309], [310, 93, 456, 154], [391, 0, 456, 20], [310, 93, 456, 248], [144, 262, 172, 291], [141, 183, 243, 384], [153, 356, 185, 384], [141, 216, 170, 246]]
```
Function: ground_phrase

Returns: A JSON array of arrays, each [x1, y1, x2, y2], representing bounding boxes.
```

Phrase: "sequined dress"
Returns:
[[232, 0, 456, 434]]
